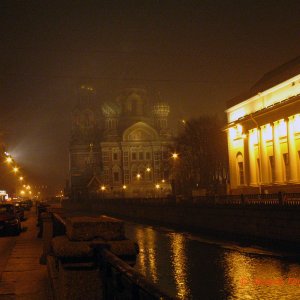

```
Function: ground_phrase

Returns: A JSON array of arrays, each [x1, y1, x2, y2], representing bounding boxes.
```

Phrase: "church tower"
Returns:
[[69, 85, 101, 199]]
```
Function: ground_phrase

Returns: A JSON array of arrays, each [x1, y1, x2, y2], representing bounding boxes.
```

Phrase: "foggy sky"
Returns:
[[1, 0, 300, 194]]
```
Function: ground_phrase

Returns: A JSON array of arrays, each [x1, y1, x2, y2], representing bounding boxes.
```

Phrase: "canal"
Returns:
[[124, 222, 300, 299]]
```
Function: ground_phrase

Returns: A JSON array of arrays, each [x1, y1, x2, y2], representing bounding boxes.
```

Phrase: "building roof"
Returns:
[[227, 56, 300, 109]]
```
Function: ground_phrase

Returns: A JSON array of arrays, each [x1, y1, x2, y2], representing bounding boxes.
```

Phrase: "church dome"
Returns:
[[153, 101, 170, 117], [101, 101, 121, 117]]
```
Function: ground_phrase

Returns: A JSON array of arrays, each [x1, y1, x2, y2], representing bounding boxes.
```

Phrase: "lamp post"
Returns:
[[100, 185, 106, 199], [171, 152, 179, 197]]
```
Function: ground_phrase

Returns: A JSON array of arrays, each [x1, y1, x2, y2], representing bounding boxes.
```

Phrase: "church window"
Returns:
[[139, 152, 144, 160], [113, 172, 120, 182], [146, 152, 151, 160], [132, 152, 137, 160], [113, 153, 118, 160], [103, 152, 109, 162], [162, 151, 168, 160], [154, 151, 161, 161]]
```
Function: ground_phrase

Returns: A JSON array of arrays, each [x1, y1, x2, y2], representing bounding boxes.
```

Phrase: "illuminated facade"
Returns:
[[226, 57, 300, 194], [69, 87, 173, 198]]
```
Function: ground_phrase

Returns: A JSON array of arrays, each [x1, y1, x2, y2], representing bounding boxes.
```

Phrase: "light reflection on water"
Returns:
[[125, 223, 300, 299]]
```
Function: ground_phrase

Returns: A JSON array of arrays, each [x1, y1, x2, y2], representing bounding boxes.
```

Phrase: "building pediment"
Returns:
[[123, 122, 159, 141]]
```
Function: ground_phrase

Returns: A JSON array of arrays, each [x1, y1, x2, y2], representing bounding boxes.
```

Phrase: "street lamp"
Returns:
[[19, 176, 24, 181], [172, 152, 179, 160], [136, 173, 141, 180], [13, 167, 19, 173], [100, 185, 106, 199], [5, 157, 12, 164]]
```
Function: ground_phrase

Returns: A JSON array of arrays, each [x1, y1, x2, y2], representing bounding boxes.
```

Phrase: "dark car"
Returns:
[[14, 202, 25, 221], [0, 204, 22, 235], [20, 200, 33, 211]]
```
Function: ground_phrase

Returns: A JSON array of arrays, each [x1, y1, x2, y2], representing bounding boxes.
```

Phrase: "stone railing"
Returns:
[[39, 205, 172, 300]]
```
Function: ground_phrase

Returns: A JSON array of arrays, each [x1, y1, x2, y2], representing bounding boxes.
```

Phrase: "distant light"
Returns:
[[6, 157, 12, 163], [122, 185, 127, 189], [161, 179, 165, 183], [13, 167, 19, 173], [146, 167, 151, 172], [136, 173, 141, 179], [155, 184, 160, 189], [172, 153, 179, 159], [19, 176, 24, 181], [100, 185, 106, 191], [20, 190, 25, 195]]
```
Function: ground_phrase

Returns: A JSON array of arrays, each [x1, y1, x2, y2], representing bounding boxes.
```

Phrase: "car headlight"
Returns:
[[5, 219, 18, 225]]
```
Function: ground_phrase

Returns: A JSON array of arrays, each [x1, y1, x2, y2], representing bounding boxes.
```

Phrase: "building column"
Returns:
[[248, 129, 258, 186], [288, 116, 299, 182], [273, 122, 284, 183], [260, 125, 269, 184]]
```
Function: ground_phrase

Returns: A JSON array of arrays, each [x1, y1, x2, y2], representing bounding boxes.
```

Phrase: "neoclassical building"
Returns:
[[226, 57, 300, 194], [69, 87, 174, 199]]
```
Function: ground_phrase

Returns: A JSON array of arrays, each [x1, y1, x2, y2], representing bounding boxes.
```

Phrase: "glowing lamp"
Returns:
[[155, 184, 160, 189], [6, 157, 12, 163], [100, 185, 106, 191], [122, 185, 127, 189], [172, 153, 179, 159]]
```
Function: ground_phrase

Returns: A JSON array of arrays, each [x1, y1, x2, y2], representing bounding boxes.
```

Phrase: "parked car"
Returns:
[[0, 204, 22, 235], [14, 202, 25, 221], [20, 199, 33, 211]]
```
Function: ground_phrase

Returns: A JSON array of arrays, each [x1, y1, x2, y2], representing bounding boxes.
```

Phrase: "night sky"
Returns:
[[1, 0, 300, 194]]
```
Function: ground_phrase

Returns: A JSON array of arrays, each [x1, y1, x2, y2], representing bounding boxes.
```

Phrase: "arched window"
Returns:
[[236, 152, 245, 185]]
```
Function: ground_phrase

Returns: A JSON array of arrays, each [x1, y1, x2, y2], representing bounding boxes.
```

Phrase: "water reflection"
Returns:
[[125, 222, 300, 299], [224, 251, 300, 300], [170, 233, 190, 299], [134, 227, 158, 283]]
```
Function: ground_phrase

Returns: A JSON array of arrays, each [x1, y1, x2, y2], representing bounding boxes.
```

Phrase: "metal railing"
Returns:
[[97, 247, 172, 300], [92, 192, 300, 206]]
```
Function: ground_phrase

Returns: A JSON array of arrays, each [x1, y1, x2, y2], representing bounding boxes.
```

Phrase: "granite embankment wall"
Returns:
[[63, 199, 300, 249]]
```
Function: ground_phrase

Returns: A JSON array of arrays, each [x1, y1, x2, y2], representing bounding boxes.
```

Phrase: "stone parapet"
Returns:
[[66, 215, 125, 241]]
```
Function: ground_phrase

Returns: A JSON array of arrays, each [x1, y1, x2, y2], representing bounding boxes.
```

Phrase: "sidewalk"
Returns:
[[0, 210, 52, 300]]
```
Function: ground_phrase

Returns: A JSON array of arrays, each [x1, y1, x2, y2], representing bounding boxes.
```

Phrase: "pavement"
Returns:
[[0, 209, 52, 300]]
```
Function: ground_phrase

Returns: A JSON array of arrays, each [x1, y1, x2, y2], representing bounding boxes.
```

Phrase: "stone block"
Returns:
[[66, 215, 125, 241], [58, 260, 103, 300], [107, 240, 138, 256], [51, 236, 93, 258]]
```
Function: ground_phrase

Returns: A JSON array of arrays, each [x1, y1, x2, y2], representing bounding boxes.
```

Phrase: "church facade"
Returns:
[[226, 57, 300, 194], [69, 87, 174, 199]]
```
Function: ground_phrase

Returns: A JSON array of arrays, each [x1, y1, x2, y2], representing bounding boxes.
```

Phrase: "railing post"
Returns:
[[40, 212, 53, 264], [278, 191, 283, 205]]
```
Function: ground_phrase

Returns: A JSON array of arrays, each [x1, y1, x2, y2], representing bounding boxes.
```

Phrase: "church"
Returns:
[[68, 87, 174, 199]]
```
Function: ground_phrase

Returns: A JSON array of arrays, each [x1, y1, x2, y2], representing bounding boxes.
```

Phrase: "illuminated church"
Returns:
[[226, 56, 300, 194], [69, 87, 173, 199]]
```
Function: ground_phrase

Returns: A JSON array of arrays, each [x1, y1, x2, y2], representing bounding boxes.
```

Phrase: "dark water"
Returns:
[[125, 223, 300, 300]]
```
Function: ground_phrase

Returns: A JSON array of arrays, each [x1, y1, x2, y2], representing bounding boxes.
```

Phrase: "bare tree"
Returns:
[[174, 115, 228, 196]]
